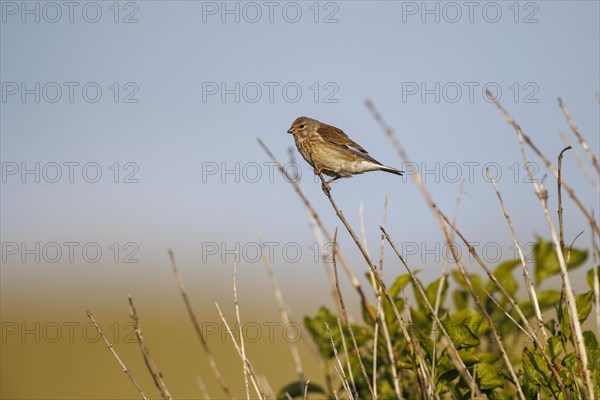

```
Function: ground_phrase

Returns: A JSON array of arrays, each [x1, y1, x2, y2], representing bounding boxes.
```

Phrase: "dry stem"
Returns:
[[128, 294, 172, 400], [167, 249, 232, 398], [86, 310, 148, 400]]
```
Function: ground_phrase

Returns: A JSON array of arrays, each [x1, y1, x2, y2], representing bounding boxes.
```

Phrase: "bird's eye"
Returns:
[[299, 124, 305, 129]]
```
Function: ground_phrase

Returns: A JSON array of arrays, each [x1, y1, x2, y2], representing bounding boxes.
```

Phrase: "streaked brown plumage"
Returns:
[[287, 116, 403, 190]]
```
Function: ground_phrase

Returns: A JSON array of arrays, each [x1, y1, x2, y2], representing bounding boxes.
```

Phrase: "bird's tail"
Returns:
[[379, 165, 404, 176]]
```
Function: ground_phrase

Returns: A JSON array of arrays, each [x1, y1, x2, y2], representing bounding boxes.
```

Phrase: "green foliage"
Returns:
[[276, 381, 325, 400], [586, 265, 599, 289], [281, 238, 597, 399], [533, 236, 587, 284]]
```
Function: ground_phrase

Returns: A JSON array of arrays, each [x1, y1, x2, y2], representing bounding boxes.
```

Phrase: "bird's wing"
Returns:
[[317, 124, 382, 165]]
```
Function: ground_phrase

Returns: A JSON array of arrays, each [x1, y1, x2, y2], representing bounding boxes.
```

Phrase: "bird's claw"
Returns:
[[321, 181, 332, 194]]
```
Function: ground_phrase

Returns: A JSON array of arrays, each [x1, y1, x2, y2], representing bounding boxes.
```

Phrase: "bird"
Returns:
[[286, 116, 403, 192]]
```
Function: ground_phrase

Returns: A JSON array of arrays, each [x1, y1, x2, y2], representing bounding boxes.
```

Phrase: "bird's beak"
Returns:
[[287, 127, 294, 134]]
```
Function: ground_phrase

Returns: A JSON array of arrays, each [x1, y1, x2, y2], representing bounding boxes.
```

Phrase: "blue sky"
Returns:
[[1, 1, 599, 298]]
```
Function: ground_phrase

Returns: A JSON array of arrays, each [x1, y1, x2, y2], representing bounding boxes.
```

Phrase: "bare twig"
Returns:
[[591, 211, 600, 339], [374, 194, 402, 399], [432, 179, 465, 379], [128, 294, 172, 400], [336, 317, 357, 397], [326, 321, 355, 400], [558, 146, 572, 252], [261, 242, 305, 395], [316, 171, 437, 396], [215, 303, 265, 399], [86, 310, 148, 400], [233, 258, 250, 400], [487, 91, 599, 237], [483, 287, 533, 341], [258, 374, 277, 399], [196, 377, 211, 400], [498, 115, 594, 398], [366, 100, 478, 396], [560, 133, 599, 192], [438, 207, 570, 396], [381, 228, 491, 399], [303, 379, 310, 400], [358, 202, 381, 398], [332, 229, 376, 399], [558, 98, 600, 175], [168, 249, 232, 398], [379, 194, 389, 274], [487, 169, 547, 342], [307, 210, 344, 316], [258, 138, 376, 321]]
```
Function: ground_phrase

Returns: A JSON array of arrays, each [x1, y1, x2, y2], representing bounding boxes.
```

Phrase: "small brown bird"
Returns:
[[287, 116, 403, 191]]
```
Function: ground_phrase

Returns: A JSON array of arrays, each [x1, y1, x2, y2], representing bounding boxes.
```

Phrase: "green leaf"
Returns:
[[546, 336, 563, 360], [476, 363, 504, 390], [586, 266, 599, 289], [277, 381, 325, 400], [520, 290, 561, 322], [412, 276, 448, 316], [562, 352, 577, 369], [575, 290, 594, 323], [445, 318, 480, 349], [457, 349, 480, 366], [452, 270, 484, 294], [559, 303, 572, 340], [522, 347, 550, 387], [361, 300, 377, 325], [489, 259, 521, 295], [534, 237, 587, 284], [303, 307, 339, 359], [389, 273, 412, 300], [453, 289, 469, 311], [583, 330, 598, 350], [536, 290, 562, 310], [464, 315, 489, 337]]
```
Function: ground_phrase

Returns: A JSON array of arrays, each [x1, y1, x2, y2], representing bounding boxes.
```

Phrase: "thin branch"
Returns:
[[316, 171, 437, 396], [483, 287, 533, 342], [558, 97, 600, 176], [303, 379, 311, 400], [381, 228, 490, 399], [167, 249, 232, 399], [215, 303, 265, 400], [366, 100, 477, 396], [497, 114, 594, 398], [591, 210, 600, 339], [488, 91, 600, 237], [379, 194, 389, 274], [258, 138, 376, 321], [487, 169, 547, 342], [375, 193, 402, 399], [233, 257, 251, 400], [128, 294, 172, 400], [558, 146, 572, 252], [438, 207, 569, 396], [307, 209, 344, 317], [260, 242, 305, 395], [358, 202, 380, 398], [336, 315, 357, 397], [540, 183, 591, 397], [414, 214, 525, 399], [560, 132, 599, 192], [432, 179, 465, 380], [326, 321, 355, 400], [86, 310, 148, 400], [196, 377, 211, 400], [332, 229, 376, 399]]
